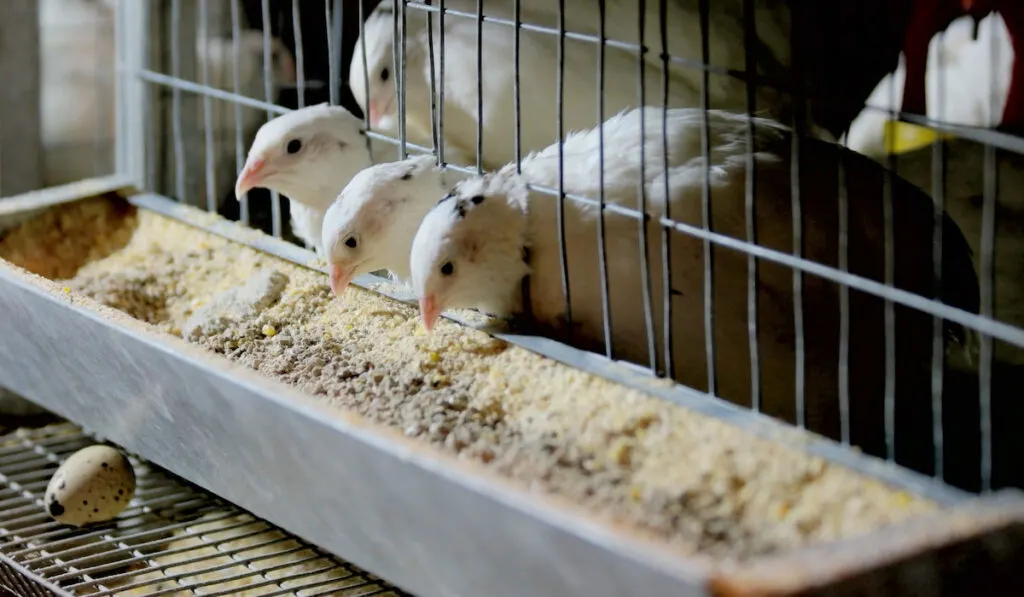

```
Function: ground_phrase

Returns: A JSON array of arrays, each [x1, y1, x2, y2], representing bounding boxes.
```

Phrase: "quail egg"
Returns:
[[44, 444, 136, 526]]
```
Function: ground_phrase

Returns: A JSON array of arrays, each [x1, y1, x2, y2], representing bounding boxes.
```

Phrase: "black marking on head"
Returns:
[[400, 164, 417, 180], [470, 195, 485, 205], [436, 192, 455, 207], [48, 499, 65, 517], [453, 201, 468, 219], [101, 462, 108, 469], [59, 482, 66, 491]]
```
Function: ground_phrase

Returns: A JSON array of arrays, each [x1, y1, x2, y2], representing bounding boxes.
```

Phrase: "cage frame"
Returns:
[[0, 177, 1022, 596], [0, 0, 1015, 594]]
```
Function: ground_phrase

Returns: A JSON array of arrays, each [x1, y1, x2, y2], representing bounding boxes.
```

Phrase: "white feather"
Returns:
[[349, 0, 797, 171], [238, 104, 390, 253], [410, 107, 786, 393], [321, 154, 470, 286], [846, 14, 1013, 157], [409, 105, 978, 442]]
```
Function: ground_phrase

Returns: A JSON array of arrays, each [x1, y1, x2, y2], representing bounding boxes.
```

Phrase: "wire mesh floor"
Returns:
[[0, 421, 409, 597]]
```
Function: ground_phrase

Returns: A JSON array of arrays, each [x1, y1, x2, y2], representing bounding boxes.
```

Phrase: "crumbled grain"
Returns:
[[0, 198, 939, 562]]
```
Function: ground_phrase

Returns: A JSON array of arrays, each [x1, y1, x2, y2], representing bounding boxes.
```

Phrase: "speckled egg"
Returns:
[[44, 445, 136, 526]]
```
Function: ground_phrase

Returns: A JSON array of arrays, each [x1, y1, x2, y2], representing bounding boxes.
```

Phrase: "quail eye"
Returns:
[[286, 139, 302, 154], [439, 261, 454, 276], [344, 236, 358, 249], [380, 67, 390, 82]]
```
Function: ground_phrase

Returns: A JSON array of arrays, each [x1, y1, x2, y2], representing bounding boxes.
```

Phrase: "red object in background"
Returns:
[[901, 0, 1024, 131]]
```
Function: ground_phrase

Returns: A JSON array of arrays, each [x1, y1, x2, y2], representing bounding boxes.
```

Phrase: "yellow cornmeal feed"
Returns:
[[0, 197, 936, 562]]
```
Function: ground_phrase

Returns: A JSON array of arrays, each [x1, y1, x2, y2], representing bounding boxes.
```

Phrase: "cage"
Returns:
[[1, 1, 1024, 596], [0, 419, 406, 596]]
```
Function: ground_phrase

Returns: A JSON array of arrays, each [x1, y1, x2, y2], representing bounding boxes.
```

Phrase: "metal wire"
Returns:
[[0, 422, 407, 597], [555, 0, 574, 344], [697, 0, 716, 392], [658, 0, 674, 378], [169, 0, 186, 203], [261, 0, 283, 238], [741, 0, 761, 413], [231, 0, 250, 225], [596, 0, 613, 361], [199, 0, 217, 214], [101, 0, 1024, 496], [637, 0, 657, 374], [293, 0, 306, 109]]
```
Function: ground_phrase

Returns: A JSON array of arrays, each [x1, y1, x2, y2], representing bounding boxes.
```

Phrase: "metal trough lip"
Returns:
[[126, 189, 971, 509], [0, 178, 1021, 597]]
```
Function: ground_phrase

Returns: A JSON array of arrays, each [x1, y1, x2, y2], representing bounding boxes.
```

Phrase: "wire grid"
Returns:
[[111, 1, 1024, 493], [0, 421, 409, 597]]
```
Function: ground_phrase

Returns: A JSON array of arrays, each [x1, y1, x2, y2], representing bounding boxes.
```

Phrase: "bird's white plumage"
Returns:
[[846, 14, 1012, 157], [411, 102, 979, 446], [238, 104, 384, 252], [410, 107, 787, 393], [349, 0, 797, 171], [321, 154, 467, 287]]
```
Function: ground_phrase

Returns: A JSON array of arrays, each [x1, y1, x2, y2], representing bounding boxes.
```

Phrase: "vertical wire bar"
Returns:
[[292, 0, 306, 109], [597, 0, 613, 360], [438, 0, 447, 166], [230, 0, 249, 225], [513, 0, 522, 172], [658, 0, 673, 376], [698, 0, 716, 388], [838, 137, 850, 443], [397, 0, 408, 159], [425, 0, 440, 162], [556, 0, 575, 341], [742, 0, 760, 410], [789, 8, 805, 428], [882, 16, 900, 458], [883, 143, 896, 458], [261, 0, 282, 237], [199, 0, 217, 214], [979, 15, 999, 493], [356, 0, 373, 161], [475, 0, 484, 173], [333, 0, 343, 105], [171, 0, 186, 202], [930, 30, 948, 481], [326, 0, 339, 107]]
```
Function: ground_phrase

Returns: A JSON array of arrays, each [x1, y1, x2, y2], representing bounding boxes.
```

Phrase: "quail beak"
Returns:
[[419, 294, 440, 332], [235, 157, 268, 199], [367, 97, 395, 128], [329, 262, 355, 296]]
